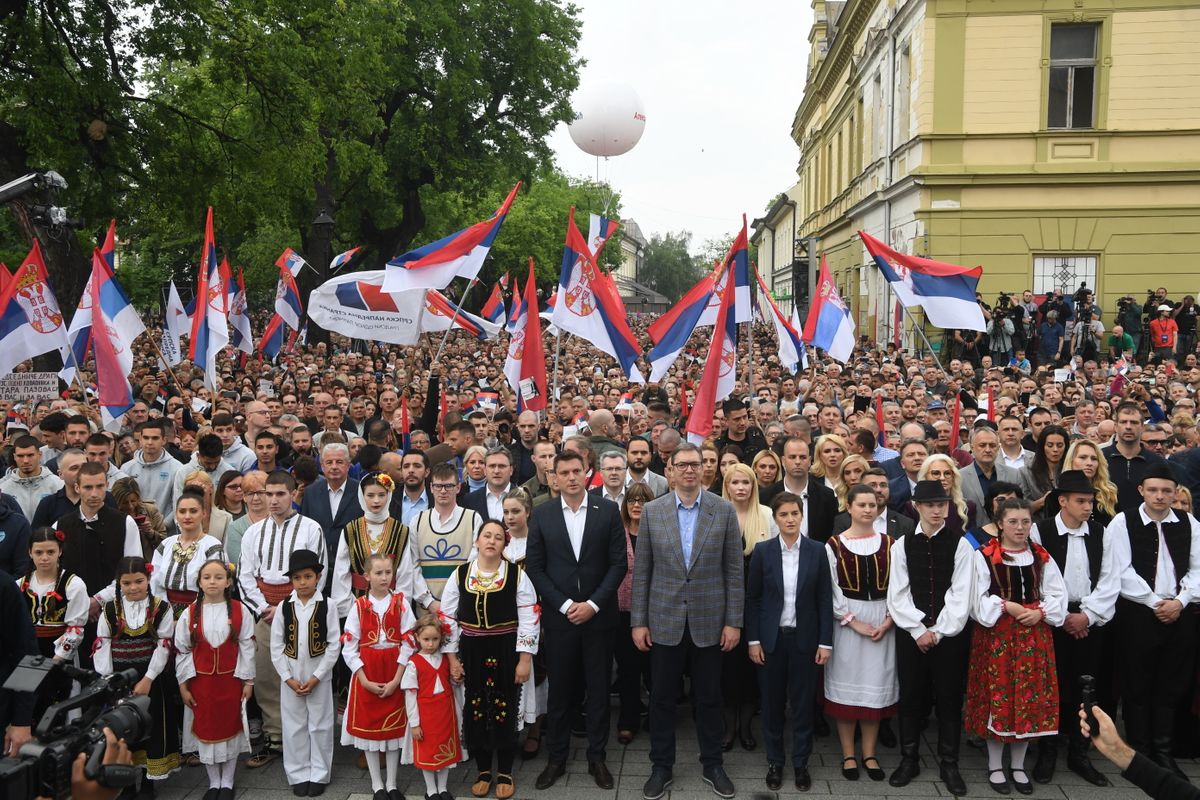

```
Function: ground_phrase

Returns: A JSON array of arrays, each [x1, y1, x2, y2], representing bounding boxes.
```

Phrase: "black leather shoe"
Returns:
[[877, 719, 897, 748], [739, 732, 756, 751], [1067, 755, 1111, 786], [217, 790, 234, 800], [889, 758, 920, 787], [940, 763, 968, 797], [643, 769, 672, 800], [292, 784, 310, 797], [1151, 751, 1189, 780], [765, 763, 782, 791], [307, 785, 326, 797], [841, 757, 859, 781], [589, 761, 614, 790], [388, 789, 405, 800], [987, 769, 1010, 794], [794, 768, 811, 791], [535, 762, 566, 790], [863, 756, 885, 781], [1032, 743, 1056, 783], [701, 766, 735, 799], [1011, 770, 1033, 795]]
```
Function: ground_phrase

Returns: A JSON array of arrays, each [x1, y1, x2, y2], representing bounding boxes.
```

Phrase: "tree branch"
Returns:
[[123, 94, 244, 145]]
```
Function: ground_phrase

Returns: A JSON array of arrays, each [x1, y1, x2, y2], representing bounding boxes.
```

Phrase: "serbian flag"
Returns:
[[399, 394, 411, 450], [230, 265, 254, 355], [60, 222, 122, 383], [0, 241, 69, 377], [383, 182, 521, 292], [802, 255, 855, 363], [755, 264, 806, 373], [100, 219, 117, 269], [161, 281, 189, 368], [481, 274, 509, 327], [275, 247, 308, 276], [720, 216, 753, 324], [503, 258, 547, 412], [476, 391, 499, 413], [258, 313, 287, 359], [686, 260, 738, 445], [551, 207, 643, 382], [420, 290, 501, 340], [89, 249, 144, 430], [949, 393, 964, 451], [189, 208, 229, 388], [273, 262, 304, 330], [647, 267, 717, 381], [875, 396, 887, 447], [615, 392, 633, 414], [587, 214, 620, 259], [308, 271, 426, 345], [859, 230, 985, 331], [330, 246, 362, 273]]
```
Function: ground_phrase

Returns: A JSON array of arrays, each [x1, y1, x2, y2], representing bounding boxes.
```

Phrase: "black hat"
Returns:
[[1141, 463, 1178, 486], [1055, 470, 1097, 496], [286, 549, 323, 577], [912, 480, 951, 503]]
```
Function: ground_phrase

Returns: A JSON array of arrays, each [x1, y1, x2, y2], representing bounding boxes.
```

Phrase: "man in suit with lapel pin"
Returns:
[[299, 442, 362, 593], [526, 450, 627, 791], [746, 491, 832, 792], [631, 443, 744, 800]]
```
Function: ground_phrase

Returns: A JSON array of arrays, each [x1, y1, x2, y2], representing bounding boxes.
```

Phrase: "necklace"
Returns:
[[472, 562, 501, 590]]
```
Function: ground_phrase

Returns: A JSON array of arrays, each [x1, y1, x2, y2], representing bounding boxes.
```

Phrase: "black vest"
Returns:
[[455, 562, 520, 633], [985, 561, 1042, 605], [1125, 509, 1191, 595], [58, 507, 131, 596], [1036, 517, 1103, 591], [903, 529, 961, 627], [281, 597, 329, 659]]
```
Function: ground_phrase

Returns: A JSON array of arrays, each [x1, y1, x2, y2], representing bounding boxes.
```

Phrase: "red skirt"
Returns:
[[346, 646, 407, 740], [190, 672, 242, 743], [965, 610, 1059, 742], [413, 690, 463, 770]]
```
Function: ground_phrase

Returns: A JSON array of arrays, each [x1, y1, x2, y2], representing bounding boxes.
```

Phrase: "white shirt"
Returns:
[[872, 513, 889, 536], [1107, 505, 1200, 608], [1000, 448, 1028, 470], [94, 596, 174, 679], [886, 524, 975, 642], [1030, 514, 1121, 626], [485, 483, 511, 522], [601, 486, 625, 507], [327, 482, 347, 516], [779, 535, 802, 629], [269, 590, 342, 682], [558, 497, 598, 614], [969, 547, 1068, 628], [237, 513, 328, 615], [80, 510, 143, 604], [782, 476, 810, 538]]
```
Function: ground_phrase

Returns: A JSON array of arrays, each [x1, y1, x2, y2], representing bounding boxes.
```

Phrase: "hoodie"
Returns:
[[222, 440, 255, 473], [123, 449, 183, 524], [0, 498, 31, 577], [0, 467, 64, 521]]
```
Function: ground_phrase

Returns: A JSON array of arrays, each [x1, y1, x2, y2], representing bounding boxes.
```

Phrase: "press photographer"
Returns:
[[988, 292, 1020, 362]]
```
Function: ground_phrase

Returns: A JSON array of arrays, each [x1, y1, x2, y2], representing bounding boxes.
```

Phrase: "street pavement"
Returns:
[[153, 704, 1193, 800]]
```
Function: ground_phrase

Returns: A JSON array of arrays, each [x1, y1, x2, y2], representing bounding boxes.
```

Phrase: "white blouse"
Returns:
[[970, 548, 1069, 628], [440, 560, 540, 655], [19, 571, 89, 660], [341, 591, 417, 675], [401, 651, 446, 727], [93, 596, 174, 679], [174, 600, 257, 684], [826, 532, 888, 622], [150, 534, 225, 598]]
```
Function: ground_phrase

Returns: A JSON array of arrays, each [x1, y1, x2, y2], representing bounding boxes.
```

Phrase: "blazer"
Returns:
[[744, 535, 833, 655], [888, 474, 915, 510], [958, 462, 1032, 526], [299, 476, 363, 578], [759, 479, 838, 543], [627, 470, 669, 498], [525, 495, 627, 631], [832, 509, 915, 539], [460, 486, 500, 522], [629, 490, 744, 648]]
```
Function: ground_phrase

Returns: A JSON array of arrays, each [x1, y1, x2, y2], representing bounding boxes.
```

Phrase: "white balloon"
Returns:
[[567, 83, 647, 158]]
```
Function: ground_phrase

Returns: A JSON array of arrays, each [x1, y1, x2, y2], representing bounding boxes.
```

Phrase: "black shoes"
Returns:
[[841, 756, 859, 781], [1067, 754, 1111, 786], [889, 757, 921, 787], [863, 756, 885, 781], [589, 760, 614, 790], [877, 719, 897, 748], [643, 769, 673, 800], [388, 789, 405, 800], [988, 768, 1010, 794], [794, 767, 812, 791], [1011, 770, 1033, 795], [765, 763, 782, 791], [307, 785, 326, 797], [940, 763, 968, 797], [292, 784, 309, 797], [535, 762, 566, 790], [1032, 742, 1056, 783], [701, 766, 735, 798]]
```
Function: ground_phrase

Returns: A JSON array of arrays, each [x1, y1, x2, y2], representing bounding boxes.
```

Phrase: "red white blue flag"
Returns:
[[421, 290, 501, 341], [383, 183, 521, 293], [189, 208, 229, 387], [61, 222, 118, 383], [503, 258, 547, 412], [88, 249, 144, 429], [273, 260, 304, 331], [275, 247, 308, 276], [754, 265, 806, 373], [0, 241, 69, 377], [330, 246, 362, 274], [481, 273, 509, 327], [686, 259, 738, 445], [859, 230, 985, 331], [308, 271, 426, 345], [258, 314, 287, 360], [230, 265, 254, 355], [802, 255, 855, 363]]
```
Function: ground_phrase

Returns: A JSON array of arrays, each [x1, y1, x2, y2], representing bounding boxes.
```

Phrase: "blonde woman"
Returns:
[[751, 449, 782, 489], [721, 462, 778, 751], [901, 454, 976, 534], [834, 455, 872, 511], [1061, 440, 1118, 526], [811, 434, 850, 491], [462, 444, 488, 496]]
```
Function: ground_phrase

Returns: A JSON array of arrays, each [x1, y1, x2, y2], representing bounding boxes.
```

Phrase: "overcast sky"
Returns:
[[548, 0, 814, 255]]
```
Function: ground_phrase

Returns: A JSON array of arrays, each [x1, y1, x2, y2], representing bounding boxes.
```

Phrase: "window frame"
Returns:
[[1040, 15, 1111, 133]]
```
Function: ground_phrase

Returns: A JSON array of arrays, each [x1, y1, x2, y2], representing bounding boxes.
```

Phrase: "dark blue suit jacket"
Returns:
[[299, 476, 362, 587], [888, 474, 913, 510], [745, 535, 833, 655]]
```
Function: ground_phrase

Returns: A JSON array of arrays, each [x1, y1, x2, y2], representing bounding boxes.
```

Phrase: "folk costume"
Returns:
[[412, 506, 480, 600], [150, 533, 225, 615], [402, 650, 466, 773], [18, 564, 87, 723], [269, 550, 342, 791], [94, 593, 180, 780], [341, 590, 416, 751], [825, 532, 898, 719]]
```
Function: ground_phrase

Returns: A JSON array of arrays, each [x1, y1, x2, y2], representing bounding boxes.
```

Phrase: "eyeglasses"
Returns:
[[431, 483, 458, 491], [673, 462, 702, 471], [245, 490, 265, 497]]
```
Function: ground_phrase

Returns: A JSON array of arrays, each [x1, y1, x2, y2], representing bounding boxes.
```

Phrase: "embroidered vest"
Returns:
[[411, 654, 450, 700], [105, 597, 169, 668], [21, 569, 73, 632], [343, 517, 410, 594], [414, 509, 475, 599], [1036, 518, 1102, 591], [356, 592, 406, 648], [1125, 509, 1191, 595], [281, 597, 329, 659], [903, 530, 961, 627], [828, 534, 893, 601], [189, 600, 244, 676], [454, 561, 520, 635]]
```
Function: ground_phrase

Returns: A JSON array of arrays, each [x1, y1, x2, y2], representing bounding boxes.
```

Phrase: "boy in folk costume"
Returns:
[[270, 549, 342, 797]]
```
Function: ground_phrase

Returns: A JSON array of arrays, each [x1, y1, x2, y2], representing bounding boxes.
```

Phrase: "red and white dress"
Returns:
[[401, 651, 465, 769], [174, 599, 256, 764], [341, 591, 416, 751]]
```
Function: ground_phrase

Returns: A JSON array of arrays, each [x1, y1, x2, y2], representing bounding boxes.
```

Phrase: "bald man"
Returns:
[[589, 409, 624, 463], [512, 410, 540, 484]]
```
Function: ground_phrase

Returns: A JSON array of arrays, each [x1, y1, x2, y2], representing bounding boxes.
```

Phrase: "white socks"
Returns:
[[436, 768, 449, 793], [205, 759, 237, 789], [386, 749, 400, 791], [205, 764, 221, 789], [366, 751, 384, 792], [423, 771, 439, 795], [1010, 741, 1030, 778], [986, 740, 1031, 781]]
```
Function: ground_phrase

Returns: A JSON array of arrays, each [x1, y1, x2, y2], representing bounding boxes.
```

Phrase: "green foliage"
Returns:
[[641, 232, 702, 304]]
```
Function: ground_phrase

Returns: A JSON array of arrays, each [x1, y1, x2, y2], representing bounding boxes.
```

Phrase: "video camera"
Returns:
[[0, 656, 150, 800]]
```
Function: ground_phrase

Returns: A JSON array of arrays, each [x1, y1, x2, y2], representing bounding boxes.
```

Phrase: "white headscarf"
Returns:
[[358, 473, 395, 525]]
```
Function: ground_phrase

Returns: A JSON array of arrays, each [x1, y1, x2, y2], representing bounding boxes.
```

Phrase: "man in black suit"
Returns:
[[759, 437, 836, 542], [833, 468, 916, 539], [526, 450, 627, 791], [459, 446, 514, 522], [298, 441, 362, 593]]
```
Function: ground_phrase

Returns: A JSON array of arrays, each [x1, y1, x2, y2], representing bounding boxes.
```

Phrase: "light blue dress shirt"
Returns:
[[676, 492, 701, 567]]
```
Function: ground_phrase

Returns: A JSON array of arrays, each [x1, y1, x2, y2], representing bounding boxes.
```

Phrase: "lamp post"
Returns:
[[308, 209, 335, 346]]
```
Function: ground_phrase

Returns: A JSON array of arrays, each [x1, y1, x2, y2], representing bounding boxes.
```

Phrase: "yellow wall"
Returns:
[[1109, 8, 1200, 129], [960, 15, 1043, 134]]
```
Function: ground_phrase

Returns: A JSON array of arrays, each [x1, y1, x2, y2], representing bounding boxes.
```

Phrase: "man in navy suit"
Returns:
[[459, 447, 514, 522], [746, 491, 833, 791], [888, 438, 929, 510], [526, 450, 627, 791], [299, 442, 362, 592]]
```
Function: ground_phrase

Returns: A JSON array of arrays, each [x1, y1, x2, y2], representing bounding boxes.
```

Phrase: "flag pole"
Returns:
[[431, 278, 477, 366], [895, 301, 948, 373], [65, 347, 96, 413], [550, 330, 561, 419], [147, 332, 187, 391]]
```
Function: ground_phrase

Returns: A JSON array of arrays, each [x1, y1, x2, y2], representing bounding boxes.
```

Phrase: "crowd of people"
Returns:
[[1, 289, 1200, 800]]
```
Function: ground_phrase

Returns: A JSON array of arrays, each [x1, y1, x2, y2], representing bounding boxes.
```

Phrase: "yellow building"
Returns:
[[789, 0, 1200, 344]]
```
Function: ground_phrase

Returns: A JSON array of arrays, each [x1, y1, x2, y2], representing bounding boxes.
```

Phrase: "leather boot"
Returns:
[[1031, 738, 1057, 784], [936, 708, 962, 767], [1151, 708, 1189, 781], [889, 716, 922, 787], [1066, 734, 1110, 787], [1122, 702, 1151, 753]]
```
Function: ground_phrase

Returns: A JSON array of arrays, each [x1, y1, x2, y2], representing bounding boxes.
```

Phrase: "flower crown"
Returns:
[[373, 473, 395, 491]]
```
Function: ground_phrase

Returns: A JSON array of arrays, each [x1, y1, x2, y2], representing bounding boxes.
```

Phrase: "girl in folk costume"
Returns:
[[175, 560, 256, 800], [824, 486, 898, 782], [403, 613, 466, 800], [151, 490, 226, 617], [443, 520, 540, 800], [332, 472, 434, 619], [500, 488, 546, 759], [965, 499, 1068, 795], [342, 552, 417, 800], [94, 557, 180, 790], [18, 527, 87, 726]]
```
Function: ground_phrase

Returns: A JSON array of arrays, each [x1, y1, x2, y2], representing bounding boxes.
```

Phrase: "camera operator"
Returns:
[[1172, 295, 1198, 359], [989, 292, 1018, 362], [1115, 295, 1144, 359], [1040, 288, 1074, 325], [1070, 291, 1103, 363], [954, 328, 984, 368], [1081, 705, 1199, 800]]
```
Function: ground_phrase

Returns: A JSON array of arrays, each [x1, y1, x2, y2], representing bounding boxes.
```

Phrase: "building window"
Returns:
[[1033, 254, 1097, 296], [1047, 23, 1098, 129], [896, 42, 911, 142]]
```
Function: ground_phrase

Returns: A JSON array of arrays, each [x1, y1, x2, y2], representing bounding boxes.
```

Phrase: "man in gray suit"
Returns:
[[626, 437, 669, 497], [958, 426, 1032, 526], [631, 443, 744, 800]]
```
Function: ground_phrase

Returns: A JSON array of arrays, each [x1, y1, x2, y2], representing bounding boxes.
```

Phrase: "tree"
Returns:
[[641, 232, 701, 303]]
